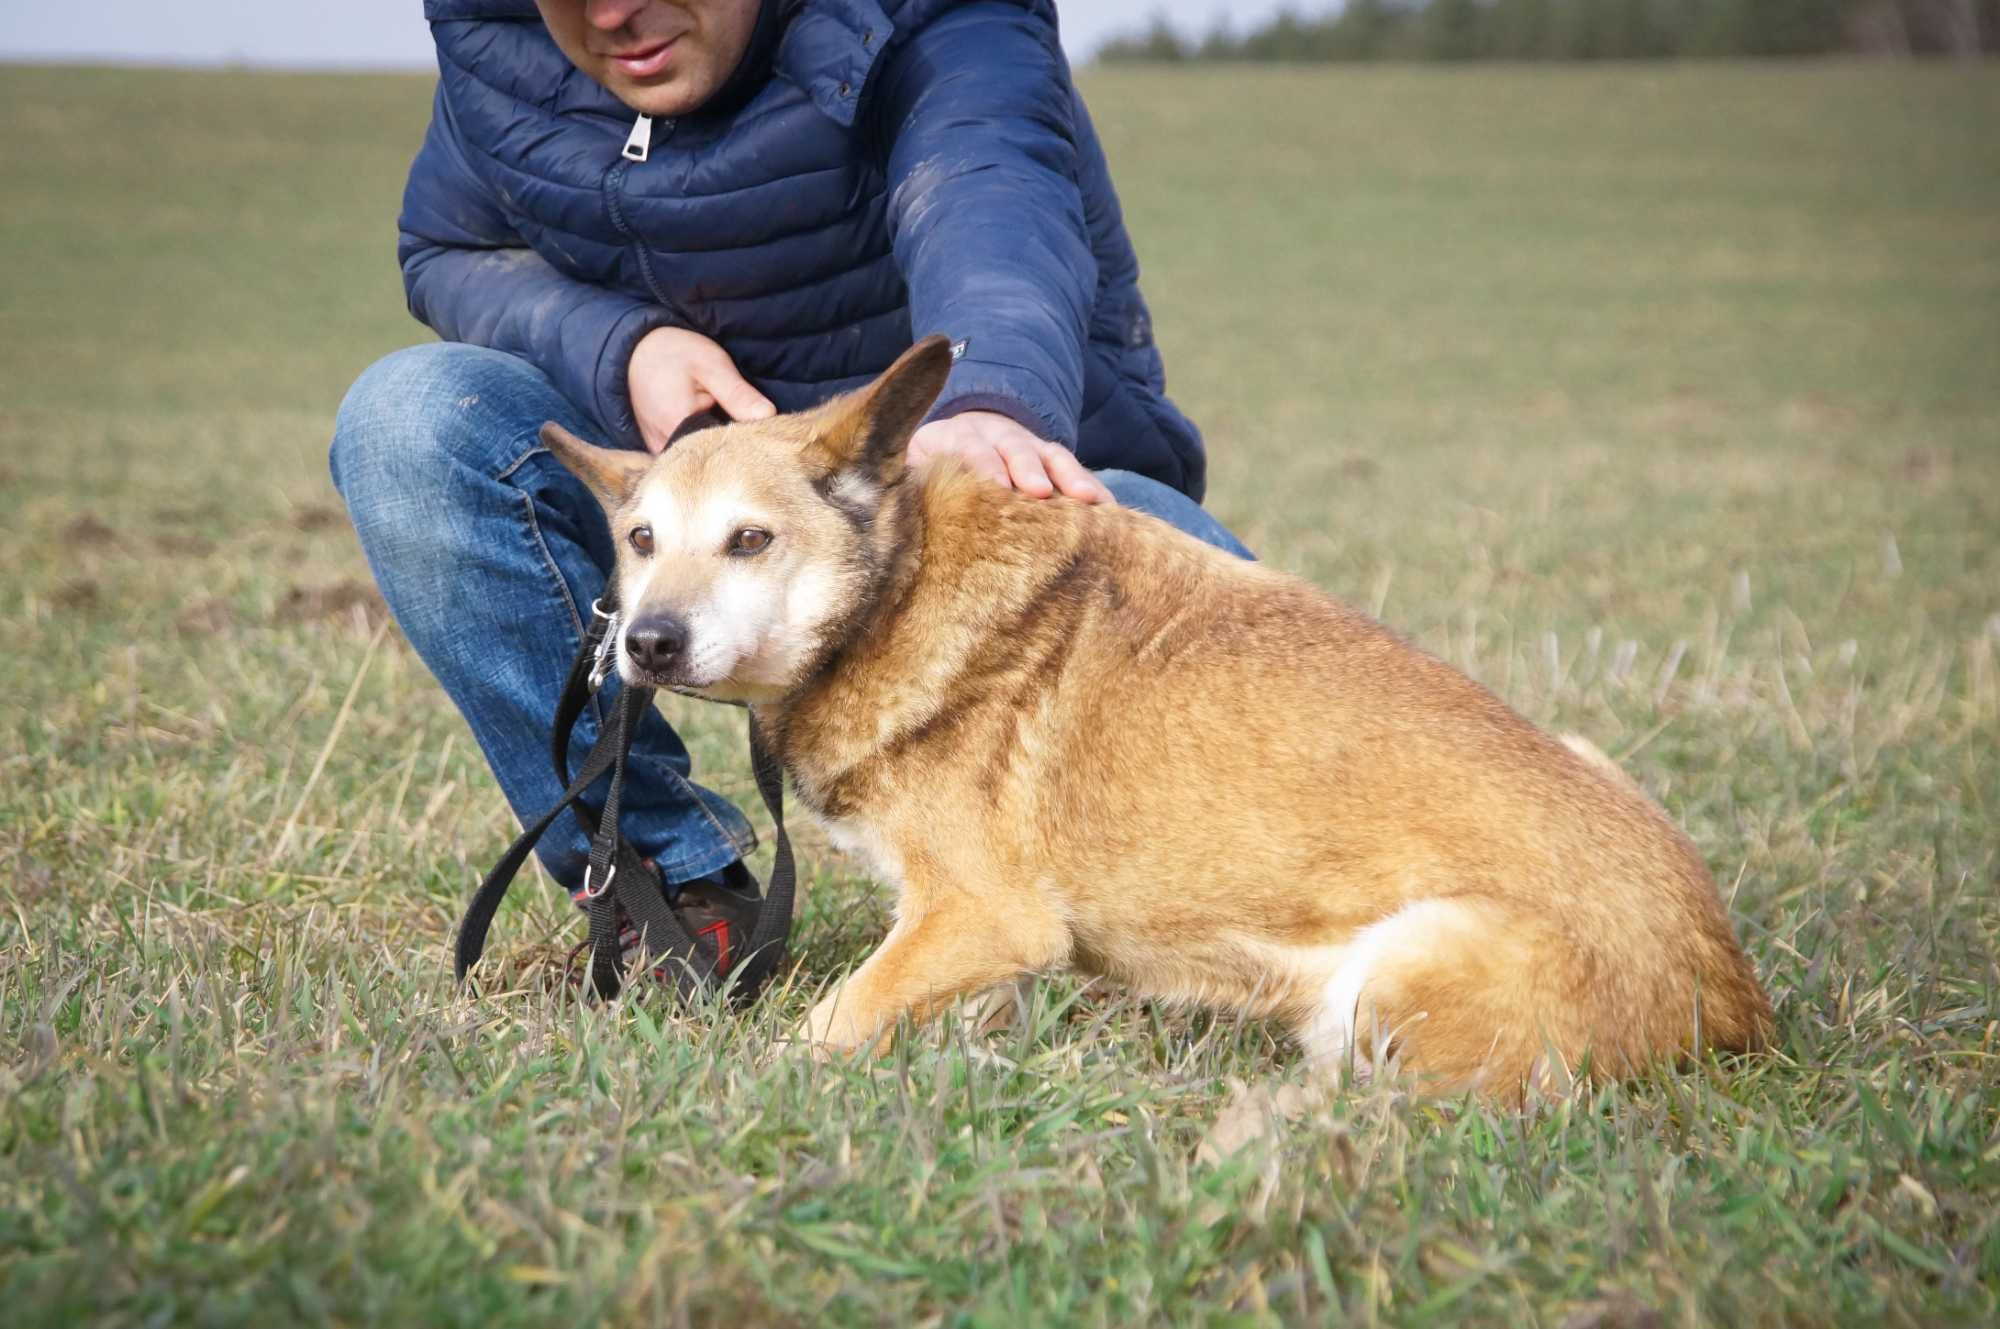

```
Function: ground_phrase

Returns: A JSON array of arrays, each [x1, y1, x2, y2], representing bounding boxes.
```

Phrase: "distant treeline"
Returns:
[[1096, 0, 1997, 62]]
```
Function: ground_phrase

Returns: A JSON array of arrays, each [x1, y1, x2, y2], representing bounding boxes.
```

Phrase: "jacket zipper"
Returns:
[[622, 114, 654, 162], [605, 115, 677, 310]]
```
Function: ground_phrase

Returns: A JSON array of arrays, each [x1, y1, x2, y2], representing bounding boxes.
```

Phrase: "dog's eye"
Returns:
[[629, 525, 654, 556], [727, 527, 772, 556]]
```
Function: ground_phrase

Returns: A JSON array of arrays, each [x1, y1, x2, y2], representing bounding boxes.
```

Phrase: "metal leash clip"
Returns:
[[588, 597, 622, 690], [578, 860, 616, 900]]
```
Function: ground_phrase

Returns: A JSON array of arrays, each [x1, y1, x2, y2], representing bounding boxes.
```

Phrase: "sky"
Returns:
[[0, 1, 1336, 69]]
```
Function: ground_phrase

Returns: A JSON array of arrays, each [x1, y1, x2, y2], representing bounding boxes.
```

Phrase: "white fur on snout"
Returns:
[[769, 563, 841, 672], [679, 563, 784, 687]]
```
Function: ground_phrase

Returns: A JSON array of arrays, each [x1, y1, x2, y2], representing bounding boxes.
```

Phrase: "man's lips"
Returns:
[[605, 36, 680, 78]]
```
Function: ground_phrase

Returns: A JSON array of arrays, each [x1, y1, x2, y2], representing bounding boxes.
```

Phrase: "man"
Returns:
[[331, 0, 1248, 957]]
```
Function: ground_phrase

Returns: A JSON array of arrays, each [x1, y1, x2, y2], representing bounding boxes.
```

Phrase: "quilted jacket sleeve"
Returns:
[[398, 85, 669, 450], [874, 1, 1096, 447]]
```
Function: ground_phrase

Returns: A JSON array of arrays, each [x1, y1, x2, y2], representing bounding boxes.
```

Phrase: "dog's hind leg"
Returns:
[[798, 880, 1071, 1057], [1299, 898, 1577, 1099]]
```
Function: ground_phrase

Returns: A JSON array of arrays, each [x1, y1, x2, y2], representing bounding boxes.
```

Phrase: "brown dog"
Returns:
[[543, 336, 1771, 1097]]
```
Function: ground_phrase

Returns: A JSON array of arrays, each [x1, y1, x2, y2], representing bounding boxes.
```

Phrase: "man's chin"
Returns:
[[602, 69, 720, 119]]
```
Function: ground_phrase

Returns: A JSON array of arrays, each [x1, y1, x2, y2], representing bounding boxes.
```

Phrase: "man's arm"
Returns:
[[398, 85, 670, 451], [874, 0, 1097, 451]]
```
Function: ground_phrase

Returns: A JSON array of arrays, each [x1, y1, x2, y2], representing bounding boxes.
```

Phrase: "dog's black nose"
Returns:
[[625, 613, 689, 674]]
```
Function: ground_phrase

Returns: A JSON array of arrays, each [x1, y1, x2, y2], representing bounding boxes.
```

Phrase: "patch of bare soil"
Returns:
[[273, 580, 389, 629], [289, 504, 344, 532], [1900, 446, 1952, 485], [59, 514, 120, 547], [50, 578, 99, 609]]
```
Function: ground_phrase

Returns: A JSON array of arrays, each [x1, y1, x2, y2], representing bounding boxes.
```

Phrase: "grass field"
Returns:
[[4, 60, 1999, 1326]]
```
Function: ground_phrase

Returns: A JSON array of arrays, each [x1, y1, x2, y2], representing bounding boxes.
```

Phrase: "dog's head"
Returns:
[[541, 335, 954, 701]]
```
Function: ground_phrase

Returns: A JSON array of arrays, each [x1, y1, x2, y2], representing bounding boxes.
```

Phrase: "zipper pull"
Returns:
[[622, 114, 653, 163]]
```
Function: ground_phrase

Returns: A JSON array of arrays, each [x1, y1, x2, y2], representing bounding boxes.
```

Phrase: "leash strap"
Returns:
[[732, 712, 796, 997], [454, 594, 796, 1004]]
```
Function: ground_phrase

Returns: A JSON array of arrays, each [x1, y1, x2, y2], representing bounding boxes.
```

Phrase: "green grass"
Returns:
[[3, 60, 1999, 1326]]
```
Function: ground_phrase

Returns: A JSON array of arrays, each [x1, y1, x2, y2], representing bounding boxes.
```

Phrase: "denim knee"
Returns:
[[1094, 468, 1254, 560], [332, 343, 524, 508], [330, 345, 583, 631]]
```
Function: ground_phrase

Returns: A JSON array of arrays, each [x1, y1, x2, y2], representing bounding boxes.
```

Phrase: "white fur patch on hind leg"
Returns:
[[1302, 899, 1466, 1075]]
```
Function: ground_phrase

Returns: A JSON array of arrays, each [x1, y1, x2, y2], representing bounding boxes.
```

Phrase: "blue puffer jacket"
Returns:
[[403, 0, 1206, 497]]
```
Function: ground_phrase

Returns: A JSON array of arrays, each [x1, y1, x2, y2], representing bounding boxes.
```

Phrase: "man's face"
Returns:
[[536, 0, 761, 118]]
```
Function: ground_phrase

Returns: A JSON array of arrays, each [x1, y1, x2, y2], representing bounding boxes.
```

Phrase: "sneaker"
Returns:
[[664, 859, 763, 978], [569, 858, 762, 985]]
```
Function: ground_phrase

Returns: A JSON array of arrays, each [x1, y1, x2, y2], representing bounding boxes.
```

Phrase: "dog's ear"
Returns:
[[539, 422, 652, 510], [810, 334, 955, 480]]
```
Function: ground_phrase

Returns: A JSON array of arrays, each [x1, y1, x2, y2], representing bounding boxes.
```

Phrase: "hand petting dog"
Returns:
[[629, 326, 776, 455], [909, 410, 1114, 505]]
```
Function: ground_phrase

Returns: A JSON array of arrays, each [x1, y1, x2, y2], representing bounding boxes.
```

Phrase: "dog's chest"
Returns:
[[814, 812, 905, 889]]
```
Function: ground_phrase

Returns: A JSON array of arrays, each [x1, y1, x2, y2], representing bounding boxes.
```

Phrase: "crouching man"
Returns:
[[330, 0, 1248, 966]]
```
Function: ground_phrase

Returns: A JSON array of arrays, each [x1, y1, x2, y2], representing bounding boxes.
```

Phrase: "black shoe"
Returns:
[[662, 859, 762, 978], [568, 858, 763, 986]]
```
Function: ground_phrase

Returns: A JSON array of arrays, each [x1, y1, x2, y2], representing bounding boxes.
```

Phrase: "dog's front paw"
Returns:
[[785, 1030, 838, 1065], [793, 991, 875, 1061]]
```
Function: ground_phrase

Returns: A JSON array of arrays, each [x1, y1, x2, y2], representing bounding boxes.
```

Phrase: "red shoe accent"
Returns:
[[697, 918, 732, 976]]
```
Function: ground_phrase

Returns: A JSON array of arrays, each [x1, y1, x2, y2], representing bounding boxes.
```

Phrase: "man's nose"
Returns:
[[584, 0, 647, 32], [625, 612, 689, 673]]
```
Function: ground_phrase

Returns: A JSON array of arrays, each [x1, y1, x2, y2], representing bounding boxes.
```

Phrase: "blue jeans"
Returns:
[[330, 342, 1250, 890]]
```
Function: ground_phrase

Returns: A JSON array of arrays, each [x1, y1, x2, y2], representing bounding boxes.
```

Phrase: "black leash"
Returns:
[[454, 594, 796, 1003]]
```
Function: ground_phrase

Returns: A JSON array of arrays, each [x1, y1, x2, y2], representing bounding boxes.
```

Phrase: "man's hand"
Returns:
[[629, 327, 775, 454], [907, 410, 1113, 504]]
